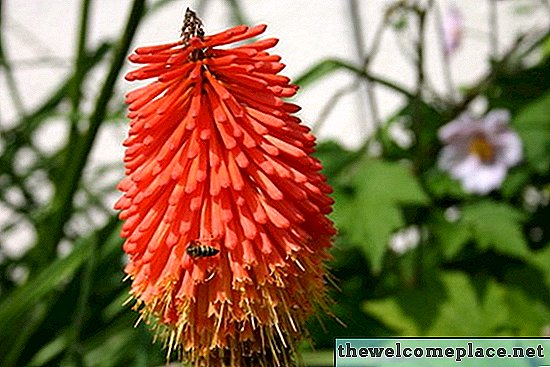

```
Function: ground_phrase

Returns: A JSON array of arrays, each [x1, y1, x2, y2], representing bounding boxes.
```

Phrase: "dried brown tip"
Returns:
[[181, 7, 204, 42]]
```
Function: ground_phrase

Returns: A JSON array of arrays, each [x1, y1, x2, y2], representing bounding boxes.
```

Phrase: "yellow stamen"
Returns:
[[469, 135, 495, 163]]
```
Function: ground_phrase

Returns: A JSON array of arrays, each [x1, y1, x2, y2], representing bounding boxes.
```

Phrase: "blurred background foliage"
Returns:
[[1, 0, 549, 366]]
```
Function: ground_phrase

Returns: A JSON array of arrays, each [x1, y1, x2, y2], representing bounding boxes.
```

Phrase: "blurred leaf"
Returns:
[[488, 56, 550, 114], [505, 286, 550, 335], [0, 216, 122, 366], [301, 350, 333, 367], [0, 240, 92, 366], [314, 140, 358, 180], [364, 272, 510, 335], [461, 201, 529, 259], [423, 168, 466, 200], [431, 213, 471, 259], [82, 327, 136, 367], [512, 90, 550, 173], [503, 258, 550, 334], [364, 298, 418, 334], [381, 101, 446, 163], [500, 168, 530, 198], [28, 333, 68, 367], [334, 159, 429, 271], [32, 0, 145, 269], [527, 243, 550, 289], [225, 0, 249, 25], [0, 240, 92, 333]]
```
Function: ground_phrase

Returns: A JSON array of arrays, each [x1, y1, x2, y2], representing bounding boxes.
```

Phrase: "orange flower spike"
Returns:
[[115, 8, 336, 367]]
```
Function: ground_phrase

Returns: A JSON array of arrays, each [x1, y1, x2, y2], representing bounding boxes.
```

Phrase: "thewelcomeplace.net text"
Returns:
[[337, 341, 545, 363]]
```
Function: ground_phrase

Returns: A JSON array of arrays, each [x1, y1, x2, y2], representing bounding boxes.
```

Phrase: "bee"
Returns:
[[186, 239, 220, 258]]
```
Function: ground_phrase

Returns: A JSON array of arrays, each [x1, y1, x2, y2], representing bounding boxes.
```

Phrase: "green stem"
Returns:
[[225, 0, 248, 25], [1, 42, 111, 142], [348, 0, 380, 133], [411, 2, 430, 285], [62, 217, 119, 366], [2, 304, 48, 367], [33, 0, 146, 268], [331, 59, 415, 99], [66, 0, 92, 154], [60, 4, 94, 366]]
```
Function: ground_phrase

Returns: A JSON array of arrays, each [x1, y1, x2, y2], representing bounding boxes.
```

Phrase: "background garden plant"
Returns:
[[1, 1, 549, 366]]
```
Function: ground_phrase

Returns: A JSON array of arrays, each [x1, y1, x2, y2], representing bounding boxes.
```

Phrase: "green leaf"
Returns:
[[0, 239, 92, 366], [505, 286, 550, 335], [429, 274, 509, 335], [500, 168, 530, 198], [423, 168, 466, 199], [527, 244, 550, 290], [364, 272, 510, 335], [333, 159, 429, 271], [431, 213, 472, 259], [27, 334, 68, 367], [512, 90, 550, 173], [461, 201, 529, 259], [363, 297, 422, 335], [301, 350, 335, 367], [0, 240, 92, 332], [352, 159, 429, 205], [314, 140, 358, 180]]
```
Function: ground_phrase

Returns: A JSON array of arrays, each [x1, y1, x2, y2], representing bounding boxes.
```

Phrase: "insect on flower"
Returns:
[[186, 238, 220, 258]]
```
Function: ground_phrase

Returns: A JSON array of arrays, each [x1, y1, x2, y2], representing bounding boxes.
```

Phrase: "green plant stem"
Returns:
[[196, 0, 212, 18], [67, 0, 92, 156], [410, 2, 431, 168], [61, 3, 95, 363], [63, 217, 119, 366], [225, 0, 248, 25], [58, 4, 148, 357], [0, 238, 94, 365], [296, 59, 415, 99], [0, 216, 120, 366], [33, 0, 146, 268], [1, 42, 111, 143], [348, 0, 380, 133], [2, 303, 49, 367], [410, 2, 431, 285]]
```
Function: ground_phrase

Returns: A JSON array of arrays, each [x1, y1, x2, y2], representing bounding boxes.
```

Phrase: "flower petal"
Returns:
[[494, 131, 523, 166], [484, 109, 511, 131], [461, 163, 507, 194]]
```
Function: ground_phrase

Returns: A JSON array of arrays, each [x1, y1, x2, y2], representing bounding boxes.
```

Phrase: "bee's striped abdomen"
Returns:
[[186, 240, 220, 258]]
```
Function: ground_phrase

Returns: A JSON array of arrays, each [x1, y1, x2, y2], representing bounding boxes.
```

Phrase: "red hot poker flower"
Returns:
[[115, 8, 335, 367]]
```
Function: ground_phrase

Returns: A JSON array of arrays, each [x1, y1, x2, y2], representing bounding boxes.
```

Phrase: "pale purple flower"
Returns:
[[442, 5, 463, 55], [437, 110, 522, 195]]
